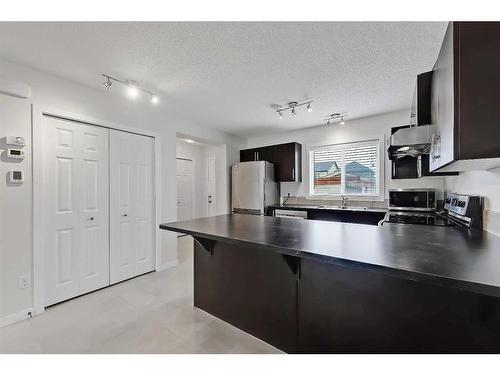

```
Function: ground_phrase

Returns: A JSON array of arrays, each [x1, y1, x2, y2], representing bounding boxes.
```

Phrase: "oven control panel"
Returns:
[[444, 193, 470, 216], [445, 193, 483, 218]]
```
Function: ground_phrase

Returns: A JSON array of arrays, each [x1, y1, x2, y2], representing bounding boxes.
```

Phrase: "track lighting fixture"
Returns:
[[271, 100, 313, 119], [101, 74, 159, 106], [102, 76, 112, 90], [325, 113, 348, 126]]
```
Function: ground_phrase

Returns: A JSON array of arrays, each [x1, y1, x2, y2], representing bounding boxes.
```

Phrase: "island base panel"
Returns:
[[299, 259, 500, 353], [193, 238, 298, 353]]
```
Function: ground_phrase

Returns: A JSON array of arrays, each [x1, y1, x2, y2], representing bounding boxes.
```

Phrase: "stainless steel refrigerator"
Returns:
[[231, 161, 279, 215]]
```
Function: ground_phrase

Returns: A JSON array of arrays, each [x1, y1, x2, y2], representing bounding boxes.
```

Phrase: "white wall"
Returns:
[[247, 109, 445, 201], [0, 95, 32, 323], [0, 58, 245, 323]]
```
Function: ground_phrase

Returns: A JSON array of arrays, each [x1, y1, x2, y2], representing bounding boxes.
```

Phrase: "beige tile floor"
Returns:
[[0, 236, 282, 354]]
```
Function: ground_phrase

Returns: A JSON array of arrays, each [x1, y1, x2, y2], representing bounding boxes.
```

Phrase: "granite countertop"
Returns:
[[268, 204, 388, 213], [160, 213, 500, 298]]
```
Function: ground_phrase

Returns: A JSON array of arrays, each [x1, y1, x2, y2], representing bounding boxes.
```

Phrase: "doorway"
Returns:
[[176, 157, 194, 222]]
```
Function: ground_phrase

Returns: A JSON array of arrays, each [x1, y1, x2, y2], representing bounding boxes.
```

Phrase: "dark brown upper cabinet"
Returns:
[[430, 22, 500, 172], [240, 142, 302, 182]]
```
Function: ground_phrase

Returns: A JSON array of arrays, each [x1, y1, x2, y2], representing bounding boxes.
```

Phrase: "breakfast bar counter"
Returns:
[[160, 214, 500, 353]]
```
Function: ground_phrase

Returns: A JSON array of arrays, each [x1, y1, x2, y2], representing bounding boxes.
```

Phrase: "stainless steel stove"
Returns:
[[384, 210, 451, 226], [383, 190, 483, 230]]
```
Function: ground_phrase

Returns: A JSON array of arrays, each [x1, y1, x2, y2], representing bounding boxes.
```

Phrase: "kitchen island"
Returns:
[[160, 214, 500, 353]]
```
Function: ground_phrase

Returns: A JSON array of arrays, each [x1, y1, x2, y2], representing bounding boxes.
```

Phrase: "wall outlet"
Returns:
[[18, 274, 31, 289]]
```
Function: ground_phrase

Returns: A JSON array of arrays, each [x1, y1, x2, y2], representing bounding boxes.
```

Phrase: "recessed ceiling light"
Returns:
[[151, 95, 159, 104], [185, 139, 195, 143]]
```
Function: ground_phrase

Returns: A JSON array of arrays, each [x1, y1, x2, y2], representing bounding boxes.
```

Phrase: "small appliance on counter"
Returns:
[[231, 161, 279, 215], [383, 189, 483, 230]]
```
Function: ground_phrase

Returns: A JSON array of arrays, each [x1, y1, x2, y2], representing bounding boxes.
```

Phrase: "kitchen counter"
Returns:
[[160, 214, 500, 353], [161, 213, 500, 297], [268, 203, 387, 213]]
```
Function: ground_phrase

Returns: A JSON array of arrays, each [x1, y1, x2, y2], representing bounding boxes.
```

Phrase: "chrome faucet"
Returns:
[[341, 195, 348, 208]]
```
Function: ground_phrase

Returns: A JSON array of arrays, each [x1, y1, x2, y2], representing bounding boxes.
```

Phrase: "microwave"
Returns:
[[388, 189, 436, 211]]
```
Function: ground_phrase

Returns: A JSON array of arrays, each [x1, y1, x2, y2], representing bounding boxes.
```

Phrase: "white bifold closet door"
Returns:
[[43, 116, 109, 306], [109, 130, 155, 284]]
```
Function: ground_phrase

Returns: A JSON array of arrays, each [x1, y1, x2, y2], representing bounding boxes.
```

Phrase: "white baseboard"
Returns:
[[0, 307, 34, 329], [160, 258, 179, 271]]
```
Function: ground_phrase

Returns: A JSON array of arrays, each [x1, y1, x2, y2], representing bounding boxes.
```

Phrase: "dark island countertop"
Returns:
[[160, 214, 500, 298]]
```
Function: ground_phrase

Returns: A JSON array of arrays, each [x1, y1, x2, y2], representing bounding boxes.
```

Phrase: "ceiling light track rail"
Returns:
[[101, 74, 159, 104], [325, 112, 348, 126], [272, 100, 314, 119]]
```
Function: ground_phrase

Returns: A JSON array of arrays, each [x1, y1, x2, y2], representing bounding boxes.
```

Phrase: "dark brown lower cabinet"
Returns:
[[194, 238, 500, 353]]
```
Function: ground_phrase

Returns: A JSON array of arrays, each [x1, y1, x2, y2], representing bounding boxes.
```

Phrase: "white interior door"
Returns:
[[110, 130, 155, 284], [42, 116, 109, 306], [207, 156, 217, 216], [176, 158, 194, 221]]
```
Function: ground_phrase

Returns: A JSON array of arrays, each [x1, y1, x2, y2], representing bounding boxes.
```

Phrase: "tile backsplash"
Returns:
[[281, 196, 388, 209]]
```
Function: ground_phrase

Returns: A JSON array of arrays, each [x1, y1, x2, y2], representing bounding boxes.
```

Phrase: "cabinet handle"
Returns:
[[256, 151, 259, 161], [292, 168, 295, 180], [122, 213, 128, 217]]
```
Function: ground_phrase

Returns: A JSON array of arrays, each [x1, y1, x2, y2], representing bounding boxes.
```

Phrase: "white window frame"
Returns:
[[308, 139, 384, 201]]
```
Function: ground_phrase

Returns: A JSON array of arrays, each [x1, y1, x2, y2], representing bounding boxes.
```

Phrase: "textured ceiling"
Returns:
[[0, 22, 447, 137]]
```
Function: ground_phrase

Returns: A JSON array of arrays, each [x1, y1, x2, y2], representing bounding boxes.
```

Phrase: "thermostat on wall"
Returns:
[[7, 170, 24, 184], [7, 148, 25, 160]]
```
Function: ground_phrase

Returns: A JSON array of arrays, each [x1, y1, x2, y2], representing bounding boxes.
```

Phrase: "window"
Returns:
[[309, 140, 380, 197]]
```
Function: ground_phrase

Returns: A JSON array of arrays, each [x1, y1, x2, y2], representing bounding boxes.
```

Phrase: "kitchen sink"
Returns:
[[316, 205, 369, 210]]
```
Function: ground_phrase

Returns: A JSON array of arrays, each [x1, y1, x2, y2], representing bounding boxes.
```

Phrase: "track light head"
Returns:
[[307, 103, 312, 112], [102, 77, 112, 90], [327, 119, 331, 126], [278, 111, 283, 120], [151, 95, 159, 105], [340, 116, 345, 125], [291, 107, 296, 116]]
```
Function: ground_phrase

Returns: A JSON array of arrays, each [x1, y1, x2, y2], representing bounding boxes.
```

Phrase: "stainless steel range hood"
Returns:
[[387, 125, 435, 160]]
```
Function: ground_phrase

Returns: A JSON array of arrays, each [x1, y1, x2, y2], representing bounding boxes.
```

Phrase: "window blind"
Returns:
[[310, 140, 379, 196]]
